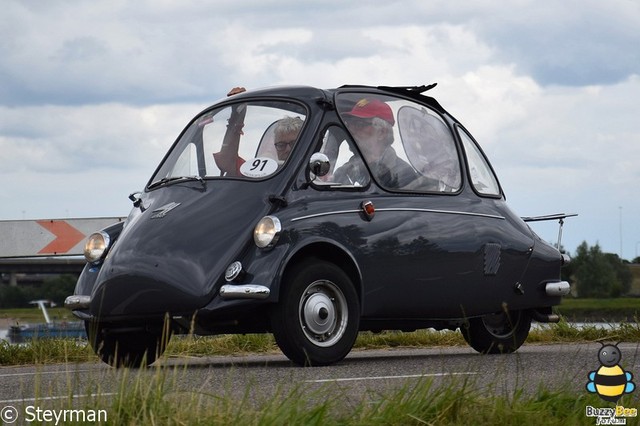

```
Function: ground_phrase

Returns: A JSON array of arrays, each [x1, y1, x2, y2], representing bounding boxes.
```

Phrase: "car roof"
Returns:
[[224, 85, 329, 103], [224, 84, 449, 116]]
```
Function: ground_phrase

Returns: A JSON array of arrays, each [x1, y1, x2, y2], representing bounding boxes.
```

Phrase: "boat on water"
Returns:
[[7, 300, 86, 342]]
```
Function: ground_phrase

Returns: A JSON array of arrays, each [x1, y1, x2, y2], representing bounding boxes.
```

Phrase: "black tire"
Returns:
[[270, 259, 360, 366], [85, 321, 171, 368], [461, 309, 531, 354]]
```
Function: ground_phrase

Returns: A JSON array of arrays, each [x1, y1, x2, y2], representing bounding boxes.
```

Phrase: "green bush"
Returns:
[[0, 274, 77, 308], [566, 242, 632, 297]]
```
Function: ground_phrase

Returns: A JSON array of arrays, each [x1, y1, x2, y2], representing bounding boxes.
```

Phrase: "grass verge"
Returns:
[[2, 319, 639, 366], [556, 297, 640, 321], [0, 306, 77, 324]]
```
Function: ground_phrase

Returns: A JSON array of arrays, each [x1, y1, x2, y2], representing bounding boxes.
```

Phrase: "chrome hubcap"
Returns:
[[482, 311, 518, 337], [299, 280, 348, 347]]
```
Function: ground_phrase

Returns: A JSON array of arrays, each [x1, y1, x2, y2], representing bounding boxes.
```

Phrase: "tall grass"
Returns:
[[0, 338, 92, 365], [4, 323, 638, 424], [19, 367, 621, 425], [529, 318, 640, 343]]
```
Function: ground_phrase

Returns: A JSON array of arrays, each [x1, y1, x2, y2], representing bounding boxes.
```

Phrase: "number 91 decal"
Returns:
[[239, 157, 279, 178]]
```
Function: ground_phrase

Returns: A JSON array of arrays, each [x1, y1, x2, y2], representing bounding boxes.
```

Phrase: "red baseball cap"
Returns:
[[343, 98, 395, 126]]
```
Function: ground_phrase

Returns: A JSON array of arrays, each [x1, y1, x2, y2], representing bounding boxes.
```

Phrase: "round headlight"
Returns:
[[253, 216, 282, 249], [84, 231, 111, 263]]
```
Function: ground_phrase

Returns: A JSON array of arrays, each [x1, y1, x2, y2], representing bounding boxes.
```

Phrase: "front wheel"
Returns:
[[270, 260, 360, 366], [461, 309, 531, 354], [85, 321, 171, 368]]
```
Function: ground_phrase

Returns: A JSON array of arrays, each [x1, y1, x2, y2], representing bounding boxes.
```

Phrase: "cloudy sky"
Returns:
[[1, 0, 638, 259]]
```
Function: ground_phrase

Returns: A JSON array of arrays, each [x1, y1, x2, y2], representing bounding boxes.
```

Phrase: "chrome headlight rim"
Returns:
[[84, 231, 111, 264], [253, 215, 282, 249]]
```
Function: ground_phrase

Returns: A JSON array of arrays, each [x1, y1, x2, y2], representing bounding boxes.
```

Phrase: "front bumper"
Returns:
[[65, 295, 91, 310], [218, 284, 270, 299], [65, 282, 270, 315]]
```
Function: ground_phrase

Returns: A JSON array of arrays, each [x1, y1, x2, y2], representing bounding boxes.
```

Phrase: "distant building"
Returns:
[[629, 264, 640, 297]]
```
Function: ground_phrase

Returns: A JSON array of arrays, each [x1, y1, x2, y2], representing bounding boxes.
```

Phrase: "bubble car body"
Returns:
[[66, 84, 571, 367]]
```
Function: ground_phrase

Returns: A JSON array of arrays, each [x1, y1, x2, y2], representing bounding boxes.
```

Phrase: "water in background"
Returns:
[[0, 323, 621, 343]]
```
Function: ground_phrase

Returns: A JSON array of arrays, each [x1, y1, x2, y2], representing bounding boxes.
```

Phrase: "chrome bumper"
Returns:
[[545, 281, 570, 296], [64, 295, 91, 310], [219, 284, 270, 299]]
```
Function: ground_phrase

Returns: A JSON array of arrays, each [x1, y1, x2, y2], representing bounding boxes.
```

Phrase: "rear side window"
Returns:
[[458, 126, 501, 196], [335, 93, 462, 193], [397, 105, 461, 192]]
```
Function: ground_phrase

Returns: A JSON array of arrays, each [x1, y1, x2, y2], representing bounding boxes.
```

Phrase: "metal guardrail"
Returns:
[[0, 217, 123, 279], [0, 257, 86, 274]]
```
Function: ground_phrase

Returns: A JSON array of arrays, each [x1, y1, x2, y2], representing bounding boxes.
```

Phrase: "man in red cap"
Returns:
[[335, 97, 416, 188]]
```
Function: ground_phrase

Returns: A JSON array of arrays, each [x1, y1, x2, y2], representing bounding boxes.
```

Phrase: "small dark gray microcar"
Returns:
[[66, 84, 572, 367]]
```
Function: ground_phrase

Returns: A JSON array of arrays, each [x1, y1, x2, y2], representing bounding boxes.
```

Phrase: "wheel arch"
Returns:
[[280, 241, 363, 309]]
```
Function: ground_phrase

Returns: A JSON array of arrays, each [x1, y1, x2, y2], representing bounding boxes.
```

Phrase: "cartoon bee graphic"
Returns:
[[586, 342, 635, 403]]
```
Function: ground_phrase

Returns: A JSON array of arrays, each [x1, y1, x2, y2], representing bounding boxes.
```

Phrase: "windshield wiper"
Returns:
[[148, 176, 207, 191]]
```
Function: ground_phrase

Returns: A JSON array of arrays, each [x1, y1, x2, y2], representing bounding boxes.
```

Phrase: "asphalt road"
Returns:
[[0, 343, 638, 415]]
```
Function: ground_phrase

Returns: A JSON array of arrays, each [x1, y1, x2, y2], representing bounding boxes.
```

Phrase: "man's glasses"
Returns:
[[274, 140, 296, 151]]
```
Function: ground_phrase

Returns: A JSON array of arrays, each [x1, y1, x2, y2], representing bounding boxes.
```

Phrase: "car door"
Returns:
[[326, 92, 532, 319]]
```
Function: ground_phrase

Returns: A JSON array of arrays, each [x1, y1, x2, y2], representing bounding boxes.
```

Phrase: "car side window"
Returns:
[[171, 142, 199, 177], [336, 93, 462, 193], [458, 126, 501, 196], [314, 126, 370, 187]]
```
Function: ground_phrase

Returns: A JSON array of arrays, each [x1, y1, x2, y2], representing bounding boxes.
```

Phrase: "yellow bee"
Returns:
[[586, 342, 635, 403]]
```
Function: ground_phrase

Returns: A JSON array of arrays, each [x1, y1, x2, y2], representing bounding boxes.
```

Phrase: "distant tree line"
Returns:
[[0, 274, 77, 308], [562, 241, 633, 298]]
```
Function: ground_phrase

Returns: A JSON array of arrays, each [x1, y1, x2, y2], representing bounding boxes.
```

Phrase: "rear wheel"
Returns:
[[85, 321, 171, 368], [461, 309, 531, 354], [270, 260, 360, 366]]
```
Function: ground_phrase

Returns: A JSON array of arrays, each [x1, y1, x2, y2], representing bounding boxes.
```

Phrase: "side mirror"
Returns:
[[300, 153, 331, 189], [309, 153, 330, 178], [128, 191, 145, 210]]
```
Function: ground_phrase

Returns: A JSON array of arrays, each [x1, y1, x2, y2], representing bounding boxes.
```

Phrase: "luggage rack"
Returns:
[[521, 213, 578, 250]]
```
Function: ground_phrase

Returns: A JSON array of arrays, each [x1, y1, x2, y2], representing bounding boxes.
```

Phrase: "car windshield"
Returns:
[[150, 100, 307, 186]]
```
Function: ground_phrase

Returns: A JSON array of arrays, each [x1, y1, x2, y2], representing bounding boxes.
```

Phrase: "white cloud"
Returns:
[[0, 103, 198, 173], [0, 0, 638, 258]]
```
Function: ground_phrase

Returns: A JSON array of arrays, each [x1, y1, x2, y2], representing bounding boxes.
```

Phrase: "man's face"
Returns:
[[274, 131, 298, 161], [347, 119, 383, 161]]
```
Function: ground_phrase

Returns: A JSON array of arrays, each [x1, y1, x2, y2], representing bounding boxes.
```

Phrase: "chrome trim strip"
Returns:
[[291, 208, 504, 222], [545, 281, 570, 297], [64, 295, 91, 310], [291, 209, 360, 222], [376, 208, 504, 220], [219, 284, 270, 300]]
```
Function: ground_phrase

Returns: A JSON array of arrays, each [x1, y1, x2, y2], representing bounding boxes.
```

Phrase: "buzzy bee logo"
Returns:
[[585, 342, 637, 425], [587, 342, 635, 402]]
